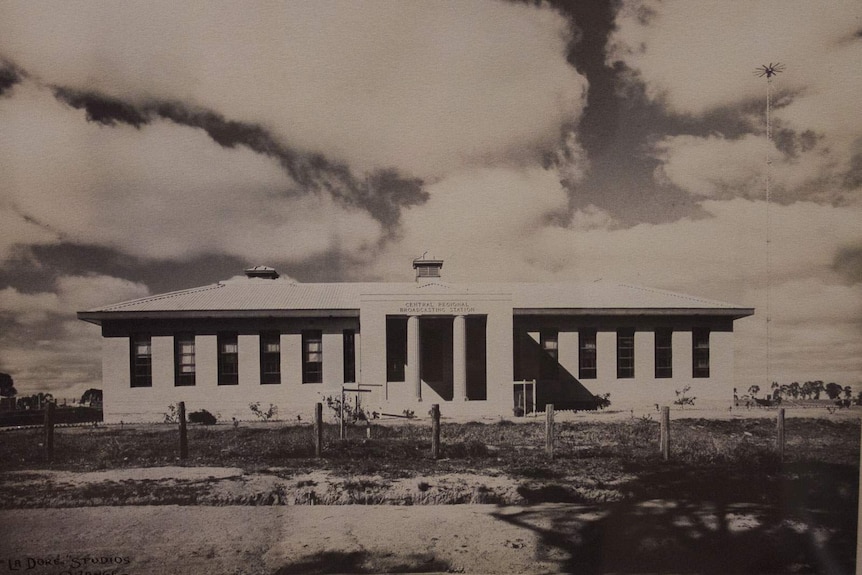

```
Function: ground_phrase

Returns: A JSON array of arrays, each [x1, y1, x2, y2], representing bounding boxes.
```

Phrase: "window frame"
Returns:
[[579, 329, 597, 379], [259, 331, 281, 384], [130, 334, 152, 388], [174, 333, 196, 387], [386, 317, 407, 382], [692, 328, 710, 378], [617, 328, 635, 379], [654, 328, 673, 379], [343, 329, 356, 383], [217, 333, 239, 385], [539, 330, 559, 380], [302, 330, 323, 384]]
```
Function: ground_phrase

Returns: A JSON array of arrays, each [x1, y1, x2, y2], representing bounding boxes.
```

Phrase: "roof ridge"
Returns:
[[100, 283, 223, 310], [616, 283, 734, 307]]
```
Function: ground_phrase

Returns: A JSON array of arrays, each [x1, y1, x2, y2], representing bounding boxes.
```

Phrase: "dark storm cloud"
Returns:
[[833, 245, 862, 284], [0, 60, 23, 96], [52, 88, 427, 228]]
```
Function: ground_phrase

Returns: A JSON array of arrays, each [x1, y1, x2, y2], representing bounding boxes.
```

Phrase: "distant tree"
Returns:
[[801, 381, 813, 400], [812, 381, 825, 400], [16, 392, 53, 410], [843, 386, 853, 400], [825, 382, 843, 400], [748, 385, 760, 398], [0, 372, 17, 398], [789, 382, 800, 399], [80, 388, 103, 407]]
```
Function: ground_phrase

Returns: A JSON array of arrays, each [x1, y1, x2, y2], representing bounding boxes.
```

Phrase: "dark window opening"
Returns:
[[130, 334, 152, 388], [655, 329, 673, 378], [579, 329, 597, 379], [617, 329, 635, 379], [218, 333, 239, 385], [386, 317, 407, 382], [260, 332, 281, 384], [343, 329, 356, 383], [539, 330, 559, 380], [302, 330, 323, 383], [175, 333, 196, 387], [693, 329, 710, 378]]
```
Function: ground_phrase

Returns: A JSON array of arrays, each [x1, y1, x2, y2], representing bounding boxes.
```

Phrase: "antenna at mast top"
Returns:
[[754, 62, 785, 78]]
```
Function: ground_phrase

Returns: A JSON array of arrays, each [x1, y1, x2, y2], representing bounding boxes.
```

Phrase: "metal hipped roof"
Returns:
[[77, 278, 754, 323]]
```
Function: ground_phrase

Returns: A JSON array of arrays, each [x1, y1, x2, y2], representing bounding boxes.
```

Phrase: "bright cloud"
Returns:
[[0, 0, 587, 178], [0, 83, 383, 264]]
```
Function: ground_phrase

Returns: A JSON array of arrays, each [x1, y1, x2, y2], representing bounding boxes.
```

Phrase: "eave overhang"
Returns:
[[514, 307, 755, 320], [77, 308, 361, 325]]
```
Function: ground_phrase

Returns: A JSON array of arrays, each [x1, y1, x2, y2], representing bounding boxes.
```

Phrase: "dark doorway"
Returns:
[[420, 317, 453, 400], [466, 316, 487, 400]]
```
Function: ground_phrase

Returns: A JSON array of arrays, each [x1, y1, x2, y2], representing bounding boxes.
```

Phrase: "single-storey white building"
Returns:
[[78, 259, 754, 422]]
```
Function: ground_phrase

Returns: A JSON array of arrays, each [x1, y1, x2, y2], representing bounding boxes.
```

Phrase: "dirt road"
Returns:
[[1, 501, 851, 574]]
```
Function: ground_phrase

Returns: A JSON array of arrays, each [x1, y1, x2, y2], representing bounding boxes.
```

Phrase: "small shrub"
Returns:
[[188, 409, 217, 425], [163, 404, 178, 424], [249, 402, 278, 422], [594, 393, 611, 410], [674, 385, 696, 408]]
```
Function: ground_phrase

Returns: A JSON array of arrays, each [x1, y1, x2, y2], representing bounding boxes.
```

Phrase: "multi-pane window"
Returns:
[[343, 329, 356, 383], [386, 317, 407, 382], [693, 328, 710, 378], [302, 330, 323, 383], [579, 329, 597, 379], [260, 332, 281, 384], [655, 329, 673, 378], [617, 329, 635, 378], [217, 333, 238, 385], [175, 334, 196, 386], [540, 330, 559, 380], [130, 334, 152, 387]]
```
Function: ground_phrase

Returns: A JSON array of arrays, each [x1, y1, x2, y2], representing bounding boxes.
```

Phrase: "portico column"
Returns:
[[407, 315, 420, 400], [453, 315, 467, 401]]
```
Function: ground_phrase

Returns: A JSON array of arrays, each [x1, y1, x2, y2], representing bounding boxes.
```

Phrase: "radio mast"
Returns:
[[754, 62, 784, 389]]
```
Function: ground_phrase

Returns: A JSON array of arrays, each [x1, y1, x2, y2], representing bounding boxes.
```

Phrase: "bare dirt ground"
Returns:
[[0, 407, 858, 573]]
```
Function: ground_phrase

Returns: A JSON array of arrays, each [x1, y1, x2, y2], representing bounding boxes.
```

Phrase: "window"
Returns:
[[540, 330, 559, 380], [655, 329, 673, 378], [302, 330, 323, 383], [130, 334, 152, 387], [175, 334, 196, 386], [693, 329, 710, 378], [260, 332, 281, 384], [386, 317, 407, 382], [218, 333, 239, 385], [579, 329, 597, 379], [617, 329, 635, 378], [343, 329, 356, 383]]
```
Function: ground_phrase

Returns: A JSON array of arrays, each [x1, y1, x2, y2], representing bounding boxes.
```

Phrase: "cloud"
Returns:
[[610, 1, 862, 205], [0, 0, 587, 179], [52, 88, 427, 227], [0, 274, 149, 396], [0, 82, 385, 264]]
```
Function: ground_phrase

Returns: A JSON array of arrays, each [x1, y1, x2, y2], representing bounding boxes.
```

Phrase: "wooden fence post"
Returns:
[[339, 388, 346, 440], [431, 404, 441, 459], [44, 402, 55, 462], [777, 408, 785, 462], [178, 401, 188, 460], [660, 406, 670, 461], [314, 402, 323, 458], [856, 418, 862, 575], [545, 404, 555, 460]]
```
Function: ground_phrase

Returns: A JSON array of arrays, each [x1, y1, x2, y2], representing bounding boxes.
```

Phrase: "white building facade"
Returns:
[[78, 260, 753, 422]]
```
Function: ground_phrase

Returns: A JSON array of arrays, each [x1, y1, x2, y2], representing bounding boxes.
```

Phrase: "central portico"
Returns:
[[359, 258, 514, 414]]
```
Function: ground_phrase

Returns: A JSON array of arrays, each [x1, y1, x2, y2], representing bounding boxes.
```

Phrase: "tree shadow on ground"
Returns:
[[272, 550, 452, 574], [493, 461, 857, 574]]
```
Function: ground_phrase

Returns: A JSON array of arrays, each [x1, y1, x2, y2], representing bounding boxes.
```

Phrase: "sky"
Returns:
[[0, 0, 860, 400]]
